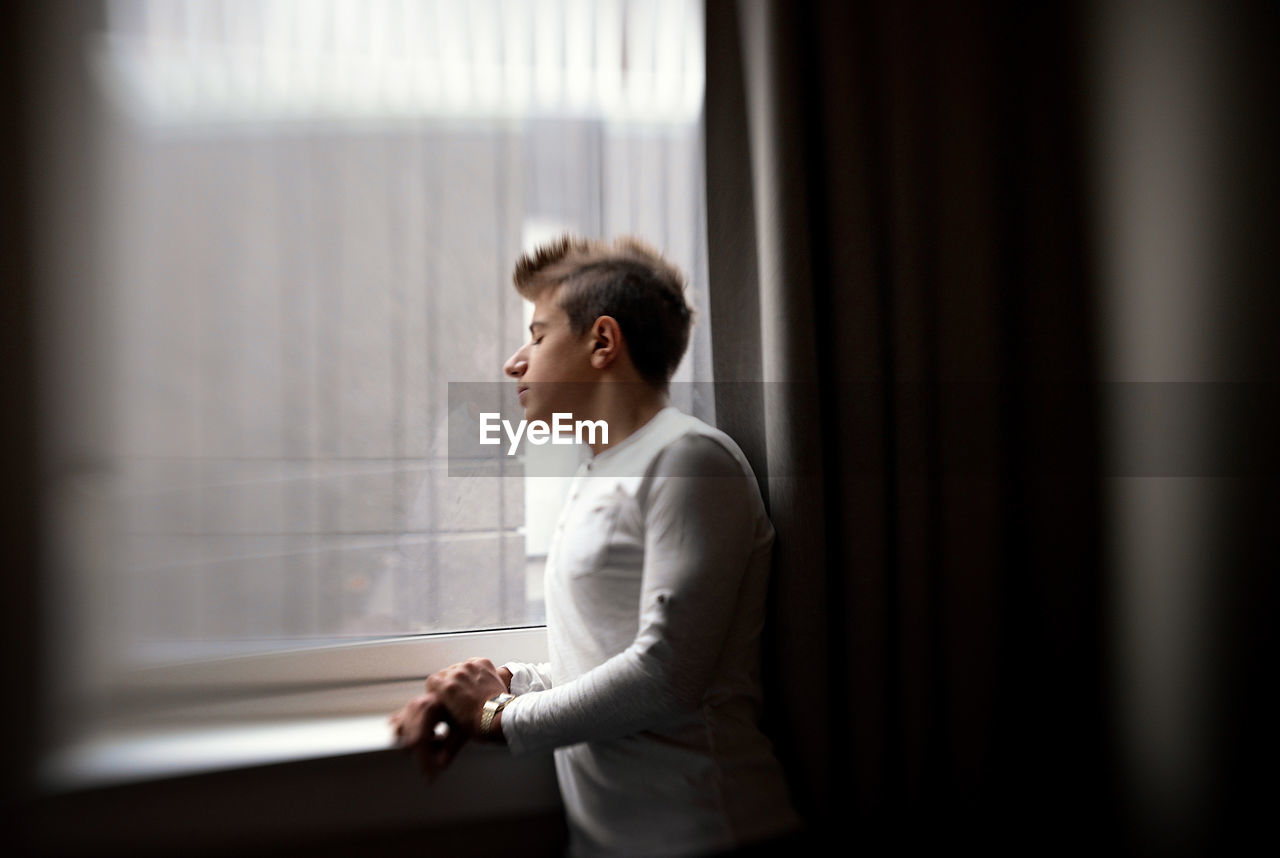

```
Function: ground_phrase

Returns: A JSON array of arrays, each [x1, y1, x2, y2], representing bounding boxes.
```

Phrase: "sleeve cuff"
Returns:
[[503, 660, 552, 695]]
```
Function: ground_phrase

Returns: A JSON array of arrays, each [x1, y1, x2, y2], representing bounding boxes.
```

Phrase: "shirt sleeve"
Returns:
[[503, 660, 553, 694], [501, 433, 769, 756]]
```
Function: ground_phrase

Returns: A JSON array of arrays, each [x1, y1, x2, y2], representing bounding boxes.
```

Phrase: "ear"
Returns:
[[588, 315, 623, 370]]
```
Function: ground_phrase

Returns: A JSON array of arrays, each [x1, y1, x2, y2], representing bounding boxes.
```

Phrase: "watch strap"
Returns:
[[480, 692, 516, 738]]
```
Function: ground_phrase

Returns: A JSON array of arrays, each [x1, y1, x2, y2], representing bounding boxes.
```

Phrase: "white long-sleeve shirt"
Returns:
[[501, 405, 800, 857]]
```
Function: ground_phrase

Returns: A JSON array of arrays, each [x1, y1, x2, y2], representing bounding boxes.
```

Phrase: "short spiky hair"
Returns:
[[513, 235, 694, 389]]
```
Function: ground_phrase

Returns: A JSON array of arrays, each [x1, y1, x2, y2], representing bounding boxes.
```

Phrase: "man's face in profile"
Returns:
[[503, 290, 595, 424]]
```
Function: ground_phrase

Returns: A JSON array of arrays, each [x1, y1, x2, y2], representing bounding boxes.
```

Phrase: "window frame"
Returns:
[[31, 0, 712, 795]]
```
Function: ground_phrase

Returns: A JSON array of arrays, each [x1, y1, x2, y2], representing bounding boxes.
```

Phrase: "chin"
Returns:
[[523, 397, 569, 425]]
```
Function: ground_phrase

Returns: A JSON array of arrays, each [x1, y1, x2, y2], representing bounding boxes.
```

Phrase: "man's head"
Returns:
[[503, 235, 694, 419]]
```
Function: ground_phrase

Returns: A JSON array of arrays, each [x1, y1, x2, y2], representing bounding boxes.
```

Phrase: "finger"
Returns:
[[412, 707, 466, 780], [398, 695, 435, 747], [389, 712, 404, 742], [425, 662, 465, 692], [414, 728, 462, 781], [389, 701, 415, 729], [419, 697, 452, 745], [426, 727, 468, 779], [405, 720, 448, 751], [391, 708, 418, 746]]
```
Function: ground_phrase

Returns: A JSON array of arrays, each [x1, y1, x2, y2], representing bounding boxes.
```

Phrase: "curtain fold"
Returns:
[[706, 1, 1111, 848]]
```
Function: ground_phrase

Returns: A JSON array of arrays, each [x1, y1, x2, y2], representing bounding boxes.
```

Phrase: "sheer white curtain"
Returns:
[[41, 1, 711, 678]]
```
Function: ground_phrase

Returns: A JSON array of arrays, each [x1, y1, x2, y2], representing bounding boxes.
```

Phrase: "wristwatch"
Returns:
[[480, 692, 516, 739]]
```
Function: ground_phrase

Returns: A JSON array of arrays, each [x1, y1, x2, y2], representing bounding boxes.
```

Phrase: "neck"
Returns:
[[583, 382, 668, 456]]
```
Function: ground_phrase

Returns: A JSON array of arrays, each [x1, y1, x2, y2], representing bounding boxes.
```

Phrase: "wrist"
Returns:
[[479, 691, 515, 743], [491, 708, 507, 745], [498, 667, 513, 691]]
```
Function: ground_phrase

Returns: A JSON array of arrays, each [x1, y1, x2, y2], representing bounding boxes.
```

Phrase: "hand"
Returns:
[[388, 659, 513, 780], [389, 693, 464, 781], [423, 657, 510, 740]]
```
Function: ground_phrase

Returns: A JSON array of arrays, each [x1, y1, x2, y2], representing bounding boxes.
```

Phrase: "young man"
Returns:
[[391, 236, 800, 856]]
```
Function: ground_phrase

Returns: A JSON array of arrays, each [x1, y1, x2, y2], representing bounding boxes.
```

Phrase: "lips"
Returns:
[[517, 386, 529, 402]]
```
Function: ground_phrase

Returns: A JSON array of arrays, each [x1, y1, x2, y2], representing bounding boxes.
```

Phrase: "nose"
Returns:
[[503, 347, 527, 379]]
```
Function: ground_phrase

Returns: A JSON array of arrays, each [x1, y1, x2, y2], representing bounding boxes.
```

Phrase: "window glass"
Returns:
[[45, 0, 710, 674]]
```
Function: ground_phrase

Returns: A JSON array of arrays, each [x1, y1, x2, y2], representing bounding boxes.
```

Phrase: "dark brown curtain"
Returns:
[[1, 0, 42, 852], [706, 0, 1105, 850], [706, 0, 1279, 854]]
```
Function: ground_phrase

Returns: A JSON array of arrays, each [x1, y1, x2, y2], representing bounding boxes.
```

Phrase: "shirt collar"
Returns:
[[587, 405, 681, 466]]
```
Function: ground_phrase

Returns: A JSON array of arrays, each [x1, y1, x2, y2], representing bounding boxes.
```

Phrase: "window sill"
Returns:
[[34, 715, 562, 856], [32, 628, 562, 856], [40, 713, 402, 790]]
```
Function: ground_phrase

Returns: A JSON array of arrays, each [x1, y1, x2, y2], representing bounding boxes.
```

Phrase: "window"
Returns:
[[38, 0, 710, 753]]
